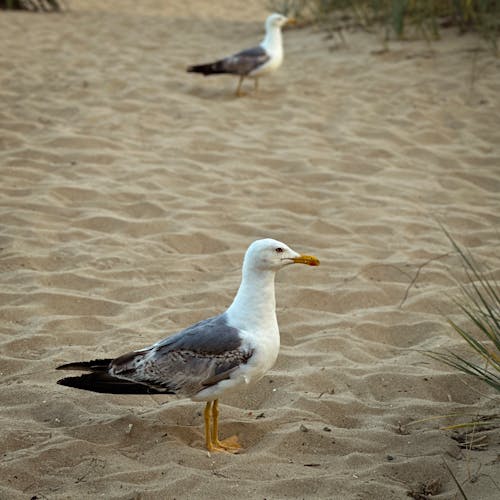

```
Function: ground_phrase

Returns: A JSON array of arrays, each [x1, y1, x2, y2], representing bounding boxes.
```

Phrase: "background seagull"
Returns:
[[187, 13, 294, 96], [57, 238, 319, 453]]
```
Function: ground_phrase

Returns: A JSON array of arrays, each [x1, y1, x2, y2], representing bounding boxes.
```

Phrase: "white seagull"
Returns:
[[187, 13, 294, 97], [57, 239, 319, 453]]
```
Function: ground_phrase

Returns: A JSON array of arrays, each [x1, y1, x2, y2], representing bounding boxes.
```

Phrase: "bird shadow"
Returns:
[[185, 83, 271, 102]]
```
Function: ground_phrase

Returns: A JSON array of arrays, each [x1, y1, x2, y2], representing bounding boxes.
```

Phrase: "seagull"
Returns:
[[57, 238, 319, 453], [187, 13, 294, 97]]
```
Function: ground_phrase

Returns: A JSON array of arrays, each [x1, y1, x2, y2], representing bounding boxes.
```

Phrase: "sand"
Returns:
[[1, 1, 499, 498]]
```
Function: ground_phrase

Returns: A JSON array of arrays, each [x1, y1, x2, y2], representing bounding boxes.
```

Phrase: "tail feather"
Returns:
[[56, 359, 113, 372], [187, 60, 227, 76], [57, 372, 172, 395], [56, 355, 175, 395]]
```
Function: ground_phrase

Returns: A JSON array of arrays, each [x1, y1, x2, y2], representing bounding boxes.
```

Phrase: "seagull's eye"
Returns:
[[275, 247, 284, 253]]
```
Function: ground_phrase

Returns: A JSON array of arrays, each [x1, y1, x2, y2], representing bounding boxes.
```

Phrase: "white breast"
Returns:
[[249, 51, 283, 77]]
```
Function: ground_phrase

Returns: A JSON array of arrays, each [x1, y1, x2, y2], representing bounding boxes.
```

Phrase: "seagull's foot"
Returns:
[[217, 435, 241, 451], [235, 90, 247, 98], [209, 435, 242, 453]]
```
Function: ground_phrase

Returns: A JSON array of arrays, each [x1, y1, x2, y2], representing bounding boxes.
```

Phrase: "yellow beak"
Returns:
[[286, 18, 296, 26], [292, 254, 320, 266]]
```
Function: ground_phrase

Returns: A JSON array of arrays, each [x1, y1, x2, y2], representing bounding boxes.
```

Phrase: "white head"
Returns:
[[243, 238, 319, 274], [265, 13, 293, 31]]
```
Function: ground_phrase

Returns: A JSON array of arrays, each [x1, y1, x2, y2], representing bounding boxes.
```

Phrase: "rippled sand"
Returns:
[[1, 1, 499, 499]]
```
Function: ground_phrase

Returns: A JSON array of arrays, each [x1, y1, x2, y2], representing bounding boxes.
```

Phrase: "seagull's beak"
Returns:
[[286, 18, 296, 26], [292, 254, 320, 266]]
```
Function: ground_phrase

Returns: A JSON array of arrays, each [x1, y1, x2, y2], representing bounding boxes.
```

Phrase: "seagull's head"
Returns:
[[244, 238, 320, 273], [266, 13, 294, 30]]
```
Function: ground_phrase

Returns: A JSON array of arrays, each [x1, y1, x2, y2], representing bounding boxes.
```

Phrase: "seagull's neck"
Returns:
[[261, 26, 283, 55], [226, 266, 278, 331]]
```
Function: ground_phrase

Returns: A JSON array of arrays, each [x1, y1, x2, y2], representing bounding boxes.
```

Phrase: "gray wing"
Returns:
[[221, 46, 270, 75], [109, 313, 253, 397]]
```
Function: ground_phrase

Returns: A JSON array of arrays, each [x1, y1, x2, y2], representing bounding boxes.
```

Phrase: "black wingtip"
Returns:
[[57, 376, 79, 387], [56, 359, 113, 372], [57, 373, 174, 395], [57, 374, 97, 390], [186, 61, 226, 76]]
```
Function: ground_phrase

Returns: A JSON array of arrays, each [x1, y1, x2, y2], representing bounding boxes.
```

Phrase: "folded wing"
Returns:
[[57, 313, 253, 396], [187, 46, 270, 76]]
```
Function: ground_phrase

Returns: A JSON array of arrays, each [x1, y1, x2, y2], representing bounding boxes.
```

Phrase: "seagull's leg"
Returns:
[[211, 399, 241, 452], [254, 78, 259, 94], [204, 401, 215, 451], [203, 400, 239, 453], [235, 76, 245, 97]]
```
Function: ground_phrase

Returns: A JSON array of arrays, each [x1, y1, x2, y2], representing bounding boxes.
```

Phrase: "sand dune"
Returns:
[[1, 1, 499, 499]]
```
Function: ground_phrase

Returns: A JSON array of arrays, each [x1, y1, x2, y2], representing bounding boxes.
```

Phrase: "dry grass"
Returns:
[[268, 0, 500, 52], [0, 0, 62, 11], [426, 228, 500, 393]]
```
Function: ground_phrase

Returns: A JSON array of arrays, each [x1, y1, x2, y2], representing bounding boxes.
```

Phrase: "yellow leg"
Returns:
[[235, 76, 245, 97], [210, 399, 219, 445], [204, 401, 214, 451], [203, 400, 241, 453], [211, 399, 241, 452], [254, 78, 259, 94]]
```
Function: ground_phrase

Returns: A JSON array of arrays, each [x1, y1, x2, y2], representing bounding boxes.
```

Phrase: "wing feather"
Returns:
[[221, 46, 270, 75], [109, 314, 253, 396]]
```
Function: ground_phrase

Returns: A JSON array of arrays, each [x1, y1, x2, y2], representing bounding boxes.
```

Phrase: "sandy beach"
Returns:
[[1, 1, 499, 498]]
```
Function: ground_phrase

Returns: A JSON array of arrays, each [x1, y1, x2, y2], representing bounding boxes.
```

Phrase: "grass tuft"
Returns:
[[425, 227, 500, 392], [268, 0, 500, 52], [0, 0, 63, 11]]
